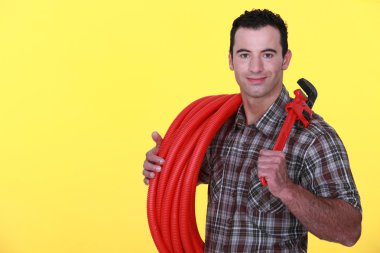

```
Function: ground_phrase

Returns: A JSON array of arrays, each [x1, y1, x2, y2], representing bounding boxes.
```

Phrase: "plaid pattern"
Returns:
[[199, 86, 361, 253]]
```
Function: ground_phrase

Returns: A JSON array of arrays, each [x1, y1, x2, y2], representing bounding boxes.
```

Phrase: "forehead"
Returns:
[[233, 26, 282, 52]]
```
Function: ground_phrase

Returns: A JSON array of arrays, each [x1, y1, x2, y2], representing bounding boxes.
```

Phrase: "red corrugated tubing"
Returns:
[[147, 94, 242, 253]]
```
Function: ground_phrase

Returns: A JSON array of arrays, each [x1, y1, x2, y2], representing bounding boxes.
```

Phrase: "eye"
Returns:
[[263, 53, 274, 59], [239, 53, 250, 59]]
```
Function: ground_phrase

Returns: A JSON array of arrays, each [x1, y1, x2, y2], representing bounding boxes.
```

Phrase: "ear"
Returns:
[[281, 50, 292, 70], [228, 53, 234, 70]]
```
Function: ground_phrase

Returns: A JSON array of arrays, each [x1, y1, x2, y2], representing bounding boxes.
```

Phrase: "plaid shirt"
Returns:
[[199, 86, 361, 253]]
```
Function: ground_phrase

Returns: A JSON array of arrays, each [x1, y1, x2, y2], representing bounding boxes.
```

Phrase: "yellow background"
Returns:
[[0, 0, 379, 252]]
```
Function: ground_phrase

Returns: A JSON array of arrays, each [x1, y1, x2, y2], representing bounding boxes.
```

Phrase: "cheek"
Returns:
[[234, 71, 243, 82], [235, 63, 250, 77], [234, 58, 249, 68], [265, 62, 283, 74]]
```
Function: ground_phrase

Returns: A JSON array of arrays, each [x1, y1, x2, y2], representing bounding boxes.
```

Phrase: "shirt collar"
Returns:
[[234, 86, 291, 137]]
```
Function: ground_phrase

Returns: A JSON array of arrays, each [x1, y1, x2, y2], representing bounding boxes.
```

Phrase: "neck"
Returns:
[[242, 87, 283, 125]]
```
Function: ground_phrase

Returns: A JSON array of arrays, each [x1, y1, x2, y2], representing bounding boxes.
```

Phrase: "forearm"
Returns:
[[278, 183, 362, 246]]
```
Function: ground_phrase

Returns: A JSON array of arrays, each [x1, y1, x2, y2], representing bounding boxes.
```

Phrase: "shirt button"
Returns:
[[227, 218, 233, 224]]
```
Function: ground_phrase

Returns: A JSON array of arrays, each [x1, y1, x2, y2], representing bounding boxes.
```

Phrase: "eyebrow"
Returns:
[[236, 48, 278, 54], [262, 48, 277, 54], [236, 48, 251, 53]]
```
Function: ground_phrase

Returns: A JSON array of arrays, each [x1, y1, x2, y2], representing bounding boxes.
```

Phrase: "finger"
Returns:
[[152, 131, 163, 149], [257, 160, 277, 178], [257, 162, 275, 170], [257, 160, 271, 174], [145, 150, 165, 165], [260, 149, 286, 158], [143, 169, 156, 179], [258, 156, 283, 166], [143, 160, 162, 173], [144, 177, 150, 185], [258, 151, 285, 166]]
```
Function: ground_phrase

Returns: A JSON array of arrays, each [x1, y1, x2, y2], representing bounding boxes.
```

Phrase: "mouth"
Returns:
[[247, 76, 266, 84]]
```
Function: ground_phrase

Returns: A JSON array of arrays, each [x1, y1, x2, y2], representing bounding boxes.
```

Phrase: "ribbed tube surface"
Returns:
[[147, 94, 242, 253]]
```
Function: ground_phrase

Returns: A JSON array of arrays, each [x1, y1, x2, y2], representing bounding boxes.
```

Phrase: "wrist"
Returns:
[[277, 182, 298, 203]]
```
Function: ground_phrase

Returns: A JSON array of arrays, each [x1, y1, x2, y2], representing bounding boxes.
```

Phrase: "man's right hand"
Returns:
[[143, 131, 165, 185]]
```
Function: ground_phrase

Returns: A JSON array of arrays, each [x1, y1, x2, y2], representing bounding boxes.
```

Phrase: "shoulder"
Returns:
[[297, 112, 349, 166], [289, 111, 348, 162], [297, 112, 343, 145], [303, 113, 336, 137]]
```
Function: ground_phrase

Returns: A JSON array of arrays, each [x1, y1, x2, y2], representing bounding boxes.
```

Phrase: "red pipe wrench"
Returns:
[[260, 78, 318, 186]]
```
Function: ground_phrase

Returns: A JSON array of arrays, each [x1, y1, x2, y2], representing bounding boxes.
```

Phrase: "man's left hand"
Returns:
[[257, 149, 293, 198]]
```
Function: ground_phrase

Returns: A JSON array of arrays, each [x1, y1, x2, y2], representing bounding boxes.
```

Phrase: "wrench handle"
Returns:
[[260, 103, 298, 186]]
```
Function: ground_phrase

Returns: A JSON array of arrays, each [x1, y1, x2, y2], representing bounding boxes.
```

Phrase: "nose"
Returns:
[[249, 57, 263, 73]]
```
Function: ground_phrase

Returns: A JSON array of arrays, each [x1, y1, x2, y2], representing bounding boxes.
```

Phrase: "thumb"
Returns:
[[152, 131, 163, 149]]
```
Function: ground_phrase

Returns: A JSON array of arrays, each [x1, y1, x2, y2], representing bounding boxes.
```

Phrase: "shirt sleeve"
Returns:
[[198, 149, 212, 184], [300, 130, 362, 213]]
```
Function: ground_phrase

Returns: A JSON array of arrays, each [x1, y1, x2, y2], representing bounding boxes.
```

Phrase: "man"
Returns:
[[143, 9, 362, 252]]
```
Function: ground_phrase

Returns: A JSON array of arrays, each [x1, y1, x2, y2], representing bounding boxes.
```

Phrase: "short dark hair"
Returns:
[[229, 9, 288, 57]]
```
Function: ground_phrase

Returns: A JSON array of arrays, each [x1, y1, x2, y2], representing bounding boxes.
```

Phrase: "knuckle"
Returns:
[[146, 154, 154, 163], [146, 147, 156, 157], [143, 169, 153, 178], [143, 160, 152, 170], [150, 155, 157, 163], [146, 162, 155, 171]]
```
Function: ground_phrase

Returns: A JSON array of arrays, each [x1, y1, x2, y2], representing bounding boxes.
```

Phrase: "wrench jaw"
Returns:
[[294, 78, 317, 129], [297, 78, 318, 109]]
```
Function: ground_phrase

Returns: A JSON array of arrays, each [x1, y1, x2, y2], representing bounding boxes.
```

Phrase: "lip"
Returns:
[[247, 76, 266, 84]]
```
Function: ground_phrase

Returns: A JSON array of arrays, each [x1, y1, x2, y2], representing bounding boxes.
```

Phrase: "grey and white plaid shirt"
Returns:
[[199, 86, 361, 253]]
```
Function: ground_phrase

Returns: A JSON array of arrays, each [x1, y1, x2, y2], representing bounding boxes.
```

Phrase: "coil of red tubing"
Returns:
[[147, 94, 242, 253]]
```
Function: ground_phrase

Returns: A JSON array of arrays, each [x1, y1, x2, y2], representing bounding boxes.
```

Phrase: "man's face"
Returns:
[[229, 26, 291, 103]]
